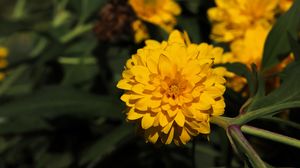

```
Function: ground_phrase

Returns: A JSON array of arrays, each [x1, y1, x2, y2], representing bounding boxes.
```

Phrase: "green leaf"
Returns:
[[0, 116, 52, 134], [234, 62, 300, 124], [61, 62, 99, 86], [261, 0, 300, 71], [0, 86, 123, 133], [36, 152, 73, 168], [0, 19, 28, 37], [79, 124, 132, 166]]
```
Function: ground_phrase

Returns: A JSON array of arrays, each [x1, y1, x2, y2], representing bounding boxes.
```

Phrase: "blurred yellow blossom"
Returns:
[[230, 24, 271, 68], [129, 0, 181, 32], [132, 20, 150, 43], [117, 30, 227, 145], [0, 47, 8, 80], [279, 0, 293, 12], [208, 0, 278, 42]]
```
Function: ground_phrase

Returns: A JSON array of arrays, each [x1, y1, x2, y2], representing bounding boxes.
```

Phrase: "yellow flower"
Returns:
[[230, 24, 271, 68], [0, 47, 8, 80], [129, 0, 181, 32], [117, 30, 227, 145], [208, 0, 278, 42], [132, 20, 150, 43], [279, 0, 293, 12]]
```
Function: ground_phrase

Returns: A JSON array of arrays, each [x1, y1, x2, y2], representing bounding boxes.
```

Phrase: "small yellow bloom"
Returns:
[[208, 0, 278, 42], [230, 24, 271, 68], [129, 0, 181, 32], [279, 0, 293, 12], [0, 47, 8, 81], [117, 30, 227, 145], [132, 20, 150, 43]]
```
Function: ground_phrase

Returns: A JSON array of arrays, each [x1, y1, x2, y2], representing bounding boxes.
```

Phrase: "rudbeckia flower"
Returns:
[[117, 30, 227, 145]]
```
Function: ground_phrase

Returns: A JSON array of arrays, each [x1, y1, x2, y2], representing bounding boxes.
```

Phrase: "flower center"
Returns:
[[165, 78, 188, 100], [169, 84, 179, 97]]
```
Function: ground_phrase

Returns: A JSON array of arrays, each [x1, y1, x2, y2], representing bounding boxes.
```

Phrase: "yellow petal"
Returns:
[[141, 113, 155, 129], [179, 128, 191, 144], [146, 58, 158, 74], [127, 108, 143, 120], [166, 108, 177, 118], [198, 121, 210, 134], [165, 127, 174, 144], [131, 66, 150, 84], [168, 30, 185, 45], [135, 97, 149, 111], [158, 54, 174, 78], [147, 131, 159, 143], [132, 84, 144, 94], [200, 93, 215, 104], [159, 113, 168, 127], [174, 110, 185, 127], [116, 80, 132, 90], [162, 121, 173, 134]]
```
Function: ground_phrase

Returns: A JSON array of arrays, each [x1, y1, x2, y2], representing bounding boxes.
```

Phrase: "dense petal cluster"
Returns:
[[208, 0, 277, 42], [0, 47, 8, 80], [117, 30, 227, 145], [129, 0, 181, 32]]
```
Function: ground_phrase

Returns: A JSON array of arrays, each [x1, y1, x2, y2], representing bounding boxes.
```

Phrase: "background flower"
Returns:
[[129, 0, 181, 32]]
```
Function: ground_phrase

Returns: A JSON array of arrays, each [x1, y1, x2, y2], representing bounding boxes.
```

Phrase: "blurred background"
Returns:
[[0, 0, 299, 167]]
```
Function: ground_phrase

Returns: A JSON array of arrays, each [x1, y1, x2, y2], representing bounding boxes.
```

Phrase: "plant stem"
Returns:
[[228, 125, 267, 168], [60, 24, 93, 43], [58, 57, 97, 65], [241, 125, 300, 149], [210, 116, 231, 129], [233, 101, 300, 125]]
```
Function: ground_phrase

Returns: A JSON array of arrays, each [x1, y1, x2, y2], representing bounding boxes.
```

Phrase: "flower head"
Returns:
[[208, 0, 278, 42], [129, 0, 181, 32], [117, 30, 227, 145]]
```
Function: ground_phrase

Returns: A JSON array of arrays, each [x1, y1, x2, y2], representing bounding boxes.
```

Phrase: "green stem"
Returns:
[[229, 125, 266, 168], [233, 102, 300, 125], [58, 57, 97, 65], [241, 125, 300, 149], [60, 24, 93, 43], [210, 116, 231, 129]]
